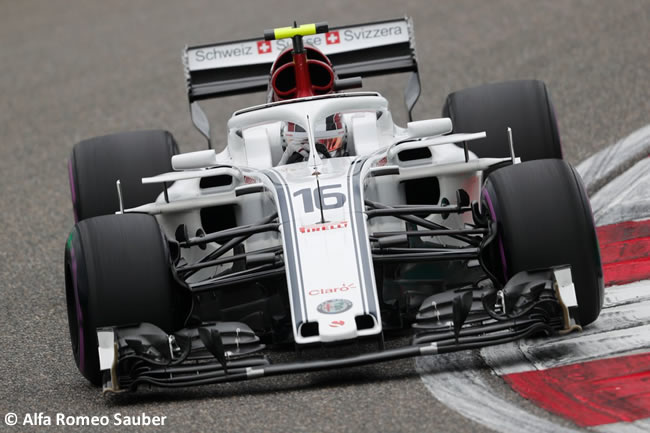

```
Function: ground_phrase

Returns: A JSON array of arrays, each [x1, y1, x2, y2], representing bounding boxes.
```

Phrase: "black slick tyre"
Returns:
[[64, 213, 189, 385], [483, 159, 603, 326], [68, 130, 179, 222], [443, 80, 562, 161]]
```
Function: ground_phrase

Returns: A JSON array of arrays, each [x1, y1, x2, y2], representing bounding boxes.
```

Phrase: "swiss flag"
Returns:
[[257, 40, 272, 54], [325, 31, 340, 45]]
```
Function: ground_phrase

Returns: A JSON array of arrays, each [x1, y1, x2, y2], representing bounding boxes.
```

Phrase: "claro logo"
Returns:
[[309, 283, 356, 296]]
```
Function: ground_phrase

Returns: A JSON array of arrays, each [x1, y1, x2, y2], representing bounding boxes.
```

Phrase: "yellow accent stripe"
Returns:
[[274, 24, 317, 39]]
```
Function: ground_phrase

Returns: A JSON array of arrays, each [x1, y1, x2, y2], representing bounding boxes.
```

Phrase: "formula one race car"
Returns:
[[64, 18, 603, 392]]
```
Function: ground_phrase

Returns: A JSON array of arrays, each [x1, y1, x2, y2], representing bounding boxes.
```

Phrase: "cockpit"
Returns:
[[279, 113, 347, 164], [224, 93, 397, 168]]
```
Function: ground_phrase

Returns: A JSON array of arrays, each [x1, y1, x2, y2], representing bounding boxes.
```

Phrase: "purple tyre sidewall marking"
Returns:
[[482, 188, 508, 281], [69, 243, 85, 372]]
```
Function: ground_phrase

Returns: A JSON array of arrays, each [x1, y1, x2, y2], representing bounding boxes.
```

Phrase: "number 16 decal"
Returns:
[[293, 184, 346, 213]]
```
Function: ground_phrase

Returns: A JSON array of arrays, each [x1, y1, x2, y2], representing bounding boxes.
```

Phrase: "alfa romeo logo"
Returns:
[[317, 299, 353, 314]]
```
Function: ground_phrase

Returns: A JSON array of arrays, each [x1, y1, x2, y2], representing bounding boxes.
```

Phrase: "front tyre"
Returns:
[[483, 159, 603, 325], [64, 213, 190, 385]]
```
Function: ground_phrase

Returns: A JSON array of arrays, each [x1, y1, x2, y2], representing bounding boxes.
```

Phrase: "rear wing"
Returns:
[[183, 17, 421, 146]]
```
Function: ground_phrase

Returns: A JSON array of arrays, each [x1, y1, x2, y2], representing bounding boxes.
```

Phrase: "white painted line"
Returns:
[[594, 418, 650, 433], [577, 124, 650, 195], [604, 279, 650, 306], [590, 158, 650, 225]]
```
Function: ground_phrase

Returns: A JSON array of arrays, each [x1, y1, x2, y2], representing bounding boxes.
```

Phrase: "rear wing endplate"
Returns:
[[183, 17, 421, 146]]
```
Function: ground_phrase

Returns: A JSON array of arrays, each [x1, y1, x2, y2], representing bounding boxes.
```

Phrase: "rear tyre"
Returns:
[[64, 213, 190, 385], [443, 80, 562, 161], [68, 130, 179, 222], [483, 159, 603, 325]]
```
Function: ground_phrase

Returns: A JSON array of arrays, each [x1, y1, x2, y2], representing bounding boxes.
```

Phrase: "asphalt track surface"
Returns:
[[0, 1, 648, 432]]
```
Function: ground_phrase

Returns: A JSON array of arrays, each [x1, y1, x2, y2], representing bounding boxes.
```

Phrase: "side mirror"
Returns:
[[172, 149, 218, 170], [406, 118, 452, 139]]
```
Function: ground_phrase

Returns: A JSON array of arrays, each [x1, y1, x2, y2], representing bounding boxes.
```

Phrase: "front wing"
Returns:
[[98, 267, 581, 393]]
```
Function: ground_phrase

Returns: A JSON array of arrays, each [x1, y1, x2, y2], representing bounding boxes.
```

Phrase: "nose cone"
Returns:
[[318, 313, 358, 342]]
